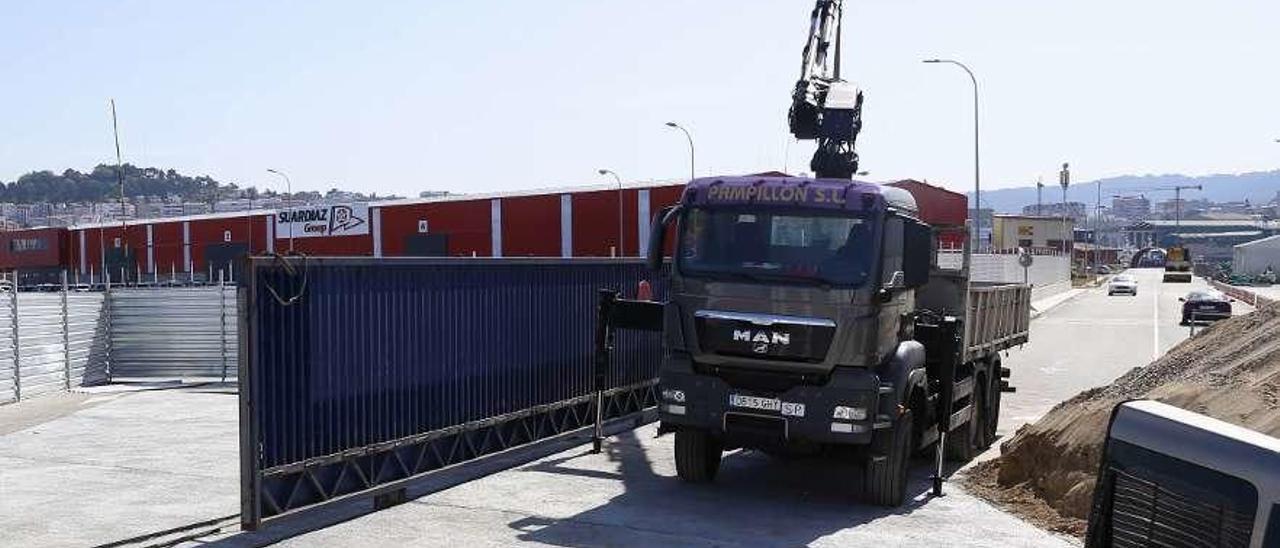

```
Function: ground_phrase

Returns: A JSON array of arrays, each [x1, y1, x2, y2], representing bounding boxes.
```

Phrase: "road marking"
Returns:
[[1152, 276, 1160, 360]]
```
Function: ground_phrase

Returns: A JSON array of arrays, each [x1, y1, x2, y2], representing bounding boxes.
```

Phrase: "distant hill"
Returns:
[[0, 164, 392, 204], [972, 170, 1280, 213]]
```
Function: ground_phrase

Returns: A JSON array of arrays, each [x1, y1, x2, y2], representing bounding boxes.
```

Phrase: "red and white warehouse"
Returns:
[[0, 178, 964, 285], [0, 181, 689, 284]]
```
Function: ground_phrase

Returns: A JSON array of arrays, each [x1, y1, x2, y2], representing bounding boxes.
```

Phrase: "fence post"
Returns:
[[61, 271, 71, 390], [104, 272, 113, 383], [220, 269, 229, 383], [10, 278, 20, 401]]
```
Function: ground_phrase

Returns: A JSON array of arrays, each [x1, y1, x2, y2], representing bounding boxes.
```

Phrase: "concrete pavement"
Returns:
[[1, 269, 1243, 547], [996, 268, 1252, 433]]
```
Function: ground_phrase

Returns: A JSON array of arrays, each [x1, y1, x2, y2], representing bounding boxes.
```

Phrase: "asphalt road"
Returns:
[[997, 268, 1253, 435]]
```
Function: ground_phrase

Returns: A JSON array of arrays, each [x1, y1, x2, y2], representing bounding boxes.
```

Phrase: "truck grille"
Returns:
[[695, 313, 834, 363]]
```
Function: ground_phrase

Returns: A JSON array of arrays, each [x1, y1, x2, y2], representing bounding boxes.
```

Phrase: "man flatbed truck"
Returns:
[[645, 176, 1031, 505]]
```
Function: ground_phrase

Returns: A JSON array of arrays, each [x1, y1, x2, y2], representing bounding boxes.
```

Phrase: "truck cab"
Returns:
[[647, 175, 1027, 506]]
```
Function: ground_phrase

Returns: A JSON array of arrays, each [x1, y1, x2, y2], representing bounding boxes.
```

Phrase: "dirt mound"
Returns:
[[964, 302, 1280, 537]]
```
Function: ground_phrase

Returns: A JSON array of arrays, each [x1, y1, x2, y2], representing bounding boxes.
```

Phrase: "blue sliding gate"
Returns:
[[238, 257, 664, 530]]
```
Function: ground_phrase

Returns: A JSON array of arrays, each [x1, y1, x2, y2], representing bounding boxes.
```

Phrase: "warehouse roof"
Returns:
[[58, 179, 690, 231], [1234, 234, 1280, 249], [1171, 231, 1264, 239], [1127, 219, 1276, 229], [70, 208, 280, 230]]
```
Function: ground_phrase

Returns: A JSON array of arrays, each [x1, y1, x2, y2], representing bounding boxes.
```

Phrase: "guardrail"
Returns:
[[238, 257, 663, 530]]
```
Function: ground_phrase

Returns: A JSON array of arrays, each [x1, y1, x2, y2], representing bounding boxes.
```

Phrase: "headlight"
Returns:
[[833, 406, 867, 421]]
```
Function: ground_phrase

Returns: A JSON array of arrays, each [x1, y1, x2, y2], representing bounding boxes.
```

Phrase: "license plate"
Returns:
[[728, 394, 805, 417], [1198, 305, 1217, 310]]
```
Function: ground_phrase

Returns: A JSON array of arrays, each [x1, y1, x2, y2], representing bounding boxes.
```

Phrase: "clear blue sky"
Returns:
[[2, 1, 1278, 197]]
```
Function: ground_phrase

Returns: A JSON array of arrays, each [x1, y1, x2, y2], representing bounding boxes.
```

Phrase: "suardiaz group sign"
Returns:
[[275, 204, 369, 238]]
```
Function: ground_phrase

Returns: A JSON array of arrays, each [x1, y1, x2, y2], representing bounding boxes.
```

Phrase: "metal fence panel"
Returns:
[[240, 258, 662, 528], [66, 292, 109, 387], [0, 286, 13, 404], [16, 294, 68, 398], [109, 286, 237, 379]]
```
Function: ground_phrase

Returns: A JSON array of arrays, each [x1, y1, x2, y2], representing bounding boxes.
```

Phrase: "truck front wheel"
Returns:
[[862, 409, 913, 506], [674, 428, 723, 483]]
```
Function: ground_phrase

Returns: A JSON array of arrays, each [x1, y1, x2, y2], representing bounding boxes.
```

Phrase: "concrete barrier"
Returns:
[[1209, 280, 1275, 308]]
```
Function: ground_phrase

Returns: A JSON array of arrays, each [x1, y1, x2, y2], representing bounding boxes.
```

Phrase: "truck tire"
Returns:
[[862, 409, 913, 507], [675, 428, 722, 483], [945, 397, 981, 462]]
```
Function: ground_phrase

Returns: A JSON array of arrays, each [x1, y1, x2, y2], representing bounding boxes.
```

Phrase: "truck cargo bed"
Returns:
[[963, 283, 1031, 361]]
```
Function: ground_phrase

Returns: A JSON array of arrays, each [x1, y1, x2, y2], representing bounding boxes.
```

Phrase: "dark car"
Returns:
[[1179, 290, 1233, 324]]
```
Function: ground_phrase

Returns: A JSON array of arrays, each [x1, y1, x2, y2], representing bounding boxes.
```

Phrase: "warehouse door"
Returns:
[[404, 234, 449, 256], [205, 243, 250, 280], [104, 248, 137, 283]]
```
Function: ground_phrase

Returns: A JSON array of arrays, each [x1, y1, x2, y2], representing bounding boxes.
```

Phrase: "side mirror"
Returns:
[[1178, 297, 1185, 302], [901, 221, 932, 288], [647, 206, 679, 272]]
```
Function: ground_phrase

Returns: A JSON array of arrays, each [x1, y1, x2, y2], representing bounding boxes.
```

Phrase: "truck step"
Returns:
[[948, 404, 973, 431], [1000, 366, 1011, 378], [873, 414, 893, 429], [1000, 380, 1016, 393], [952, 377, 974, 401]]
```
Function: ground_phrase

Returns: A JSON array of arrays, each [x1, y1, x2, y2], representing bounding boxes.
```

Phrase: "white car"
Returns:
[[1108, 274, 1138, 296]]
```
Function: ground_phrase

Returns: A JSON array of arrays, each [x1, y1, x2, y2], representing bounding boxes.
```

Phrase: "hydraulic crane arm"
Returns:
[[789, 0, 864, 179]]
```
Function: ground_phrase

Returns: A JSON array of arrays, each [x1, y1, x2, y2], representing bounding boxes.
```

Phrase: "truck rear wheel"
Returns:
[[674, 428, 722, 483], [862, 409, 913, 507], [982, 373, 1001, 449]]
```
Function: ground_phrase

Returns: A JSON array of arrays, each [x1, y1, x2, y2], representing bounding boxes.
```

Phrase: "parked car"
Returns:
[[1097, 265, 1112, 275], [1179, 290, 1233, 324], [1107, 274, 1138, 296]]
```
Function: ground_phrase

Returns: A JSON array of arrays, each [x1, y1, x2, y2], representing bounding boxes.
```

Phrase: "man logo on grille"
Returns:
[[752, 342, 770, 354]]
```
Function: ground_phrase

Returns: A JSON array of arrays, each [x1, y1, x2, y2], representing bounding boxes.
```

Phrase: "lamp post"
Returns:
[[665, 122, 696, 181], [923, 59, 980, 251], [598, 169, 625, 257], [266, 168, 294, 251]]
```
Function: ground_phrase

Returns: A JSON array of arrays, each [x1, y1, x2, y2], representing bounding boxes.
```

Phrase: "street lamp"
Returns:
[[266, 168, 294, 251], [923, 59, 981, 251], [598, 169, 625, 257], [665, 122, 696, 181]]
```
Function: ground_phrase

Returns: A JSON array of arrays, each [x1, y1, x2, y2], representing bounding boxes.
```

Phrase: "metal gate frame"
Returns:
[[238, 257, 664, 530]]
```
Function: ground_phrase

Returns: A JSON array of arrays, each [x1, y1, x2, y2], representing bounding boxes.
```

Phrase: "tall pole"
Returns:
[[1095, 181, 1102, 283], [1060, 163, 1070, 257], [665, 122, 696, 181], [598, 169, 625, 257], [924, 59, 980, 251], [1036, 177, 1044, 216], [266, 169, 294, 252], [110, 100, 129, 281]]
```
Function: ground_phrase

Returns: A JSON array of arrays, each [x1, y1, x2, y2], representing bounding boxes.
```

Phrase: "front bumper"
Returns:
[[658, 356, 881, 447]]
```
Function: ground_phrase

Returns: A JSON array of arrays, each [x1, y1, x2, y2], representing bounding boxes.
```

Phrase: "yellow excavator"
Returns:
[[1162, 245, 1192, 283]]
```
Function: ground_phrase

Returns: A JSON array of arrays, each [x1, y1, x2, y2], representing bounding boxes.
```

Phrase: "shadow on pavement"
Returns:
[[509, 429, 948, 547]]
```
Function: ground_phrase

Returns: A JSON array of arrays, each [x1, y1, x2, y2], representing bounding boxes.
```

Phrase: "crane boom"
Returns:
[[788, 0, 864, 179]]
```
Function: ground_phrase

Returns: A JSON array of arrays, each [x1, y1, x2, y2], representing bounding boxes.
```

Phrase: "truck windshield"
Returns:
[[677, 206, 876, 287]]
